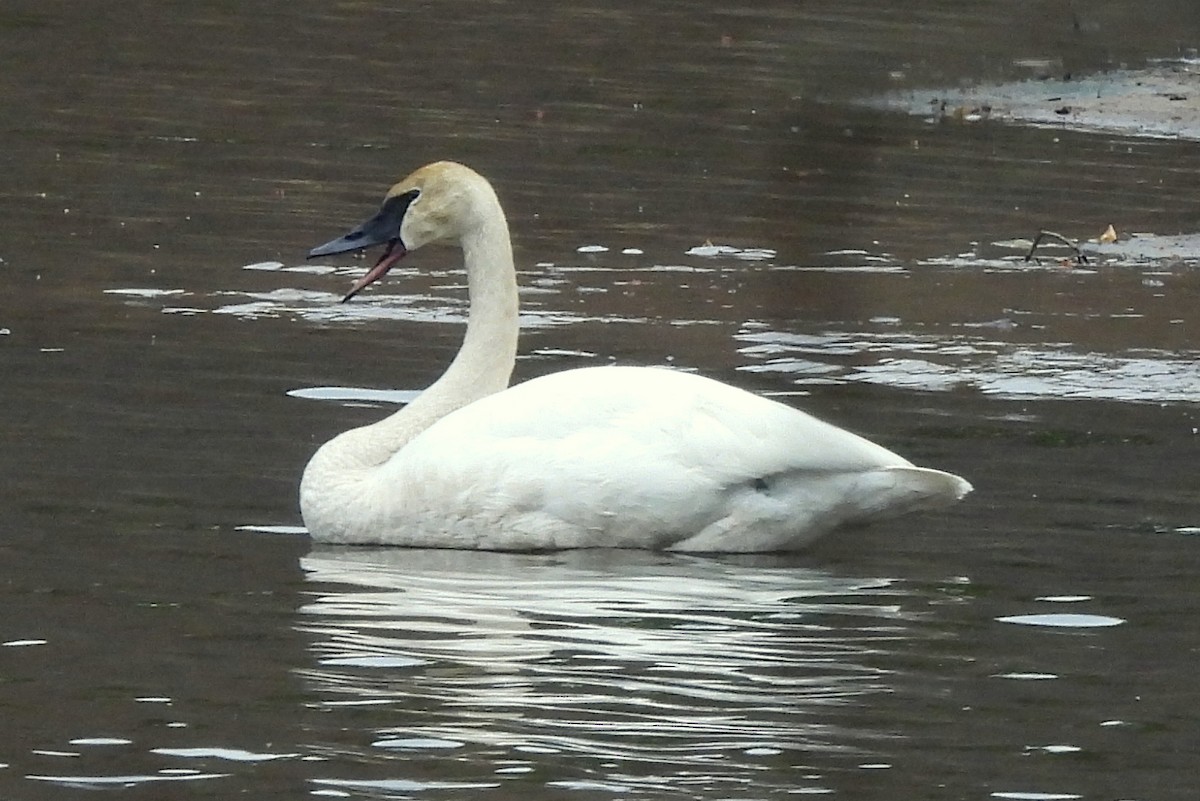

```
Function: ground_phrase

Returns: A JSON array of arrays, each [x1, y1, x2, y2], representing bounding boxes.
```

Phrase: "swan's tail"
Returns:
[[669, 466, 972, 552], [848, 466, 972, 520]]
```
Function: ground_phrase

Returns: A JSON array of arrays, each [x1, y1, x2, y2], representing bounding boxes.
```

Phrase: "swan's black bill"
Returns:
[[308, 190, 419, 302]]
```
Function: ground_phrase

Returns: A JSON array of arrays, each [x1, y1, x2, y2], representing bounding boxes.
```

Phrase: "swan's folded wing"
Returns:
[[377, 366, 963, 550]]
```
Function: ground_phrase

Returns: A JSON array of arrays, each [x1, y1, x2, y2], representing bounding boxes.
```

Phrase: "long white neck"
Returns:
[[300, 195, 519, 529], [420, 212, 520, 425]]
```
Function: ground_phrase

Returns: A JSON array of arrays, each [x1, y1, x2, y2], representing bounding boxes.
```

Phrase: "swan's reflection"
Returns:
[[297, 548, 921, 787]]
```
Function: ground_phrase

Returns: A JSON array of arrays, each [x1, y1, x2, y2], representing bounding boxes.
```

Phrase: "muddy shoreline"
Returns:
[[870, 62, 1200, 141]]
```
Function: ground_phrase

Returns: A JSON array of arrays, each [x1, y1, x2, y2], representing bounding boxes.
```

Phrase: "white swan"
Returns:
[[300, 161, 971, 551]]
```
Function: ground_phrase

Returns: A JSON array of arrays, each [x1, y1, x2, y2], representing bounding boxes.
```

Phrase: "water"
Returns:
[[1, 1, 1198, 799]]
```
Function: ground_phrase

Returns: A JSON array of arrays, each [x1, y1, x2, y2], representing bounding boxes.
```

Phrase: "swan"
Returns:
[[300, 161, 971, 551]]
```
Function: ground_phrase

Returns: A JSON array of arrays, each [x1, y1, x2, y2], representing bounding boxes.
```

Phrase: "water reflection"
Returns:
[[104, 235, 1197, 406], [26, 772, 231, 790], [297, 549, 921, 793], [736, 325, 1200, 403]]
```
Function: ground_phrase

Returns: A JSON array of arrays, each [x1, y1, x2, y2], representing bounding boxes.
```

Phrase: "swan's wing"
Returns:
[[383, 366, 968, 550], [418, 366, 911, 468]]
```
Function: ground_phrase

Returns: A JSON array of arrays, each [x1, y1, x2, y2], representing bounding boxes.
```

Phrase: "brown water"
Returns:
[[1, 1, 1198, 799]]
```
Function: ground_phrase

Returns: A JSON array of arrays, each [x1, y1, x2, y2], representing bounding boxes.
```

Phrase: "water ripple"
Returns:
[[297, 550, 922, 792], [736, 326, 1200, 403]]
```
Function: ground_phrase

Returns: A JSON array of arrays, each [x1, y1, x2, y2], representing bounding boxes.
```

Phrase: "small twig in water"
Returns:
[[1025, 230, 1088, 265]]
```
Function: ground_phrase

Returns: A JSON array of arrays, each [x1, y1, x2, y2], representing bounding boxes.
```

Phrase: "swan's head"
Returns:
[[308, 161, 495, 302]]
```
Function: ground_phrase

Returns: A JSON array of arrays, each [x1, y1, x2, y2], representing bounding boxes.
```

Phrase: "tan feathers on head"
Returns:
[[387, 161, 501, 250]]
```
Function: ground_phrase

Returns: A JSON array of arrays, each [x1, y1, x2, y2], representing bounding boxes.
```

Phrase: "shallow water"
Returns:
[[1, 1, 1198, 799]]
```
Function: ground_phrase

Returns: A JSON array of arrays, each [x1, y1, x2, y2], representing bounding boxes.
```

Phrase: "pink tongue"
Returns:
[[342, 244, 407, 302]]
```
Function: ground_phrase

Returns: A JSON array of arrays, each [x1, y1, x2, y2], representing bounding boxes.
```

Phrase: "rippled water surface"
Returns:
[[1, 1, 1198, 799]]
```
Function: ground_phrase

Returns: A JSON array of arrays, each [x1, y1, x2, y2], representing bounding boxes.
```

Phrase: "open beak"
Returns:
[[338, 239, 407, 302], [308, 192, 415, 302]]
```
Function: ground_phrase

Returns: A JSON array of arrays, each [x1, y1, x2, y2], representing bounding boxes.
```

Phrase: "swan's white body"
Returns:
[[300, 162, 971, 551]]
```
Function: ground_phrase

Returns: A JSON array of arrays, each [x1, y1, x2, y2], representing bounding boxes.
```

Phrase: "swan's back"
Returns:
[[334, 366, 970, 550]]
